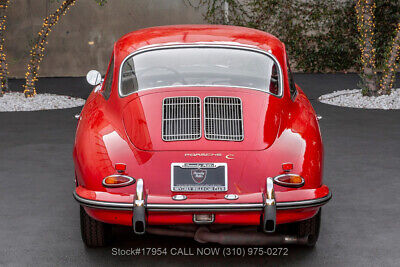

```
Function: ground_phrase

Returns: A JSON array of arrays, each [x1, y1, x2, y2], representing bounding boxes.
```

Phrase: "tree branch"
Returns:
[[0, 0, 11, 96], [379, 23, 400, 94], [355, 0, 378, 96], [24, 0, 76, 97]]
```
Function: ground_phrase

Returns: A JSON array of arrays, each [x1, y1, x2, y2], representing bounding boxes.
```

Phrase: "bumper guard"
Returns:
[[73, 180, 331, 234]]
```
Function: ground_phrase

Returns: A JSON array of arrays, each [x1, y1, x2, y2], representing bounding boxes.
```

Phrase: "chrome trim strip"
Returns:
[[73, 191, 133, 210], [73, 191, 331, 211], [277, 191, 332, 210], [118, 44, 284, 98]]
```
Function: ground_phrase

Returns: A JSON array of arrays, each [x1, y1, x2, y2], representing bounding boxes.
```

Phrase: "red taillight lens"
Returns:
[[282, 162, 293, 172], [102, 175, 135, 188], [115, 163, 127, 173], [273, 174, 304, 188]]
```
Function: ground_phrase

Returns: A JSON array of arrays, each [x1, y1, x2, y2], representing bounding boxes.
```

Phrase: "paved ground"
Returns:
[[1, 74, 399, 266]]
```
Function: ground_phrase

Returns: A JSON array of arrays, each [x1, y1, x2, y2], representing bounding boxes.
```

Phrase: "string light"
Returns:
[[23, 0, 107, 97], [379, 22, 400, 95], [0, 0, 10, 97], [355, 0, 377, 96], [356, 0, 399, 96], [23, 0, 77, 98]]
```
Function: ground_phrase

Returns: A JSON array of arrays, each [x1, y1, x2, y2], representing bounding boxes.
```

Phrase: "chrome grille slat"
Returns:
[[204, 96, 244, 141], [162, 97, 201, 141]]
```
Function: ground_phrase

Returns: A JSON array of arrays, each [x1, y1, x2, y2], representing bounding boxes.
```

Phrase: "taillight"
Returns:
[[102, 175, 136, 188], [273, 174, 304, 188]]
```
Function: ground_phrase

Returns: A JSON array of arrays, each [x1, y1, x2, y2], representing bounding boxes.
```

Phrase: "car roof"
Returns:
[[114, 25, 286, 64]]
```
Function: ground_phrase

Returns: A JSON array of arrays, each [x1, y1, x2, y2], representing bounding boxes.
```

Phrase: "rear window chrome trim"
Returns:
[[118, 44, 284, 98]]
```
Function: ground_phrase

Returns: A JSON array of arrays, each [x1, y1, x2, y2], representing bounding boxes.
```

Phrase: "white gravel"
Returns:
[[0, 92, 85, 112], [318, 89, 400, 110]]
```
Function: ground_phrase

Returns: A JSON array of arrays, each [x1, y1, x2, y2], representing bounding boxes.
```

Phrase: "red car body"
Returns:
[[73, 25, 331, 246]]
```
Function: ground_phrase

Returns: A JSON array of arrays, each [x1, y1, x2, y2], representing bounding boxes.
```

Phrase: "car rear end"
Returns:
[[73, 38, 331, 247]]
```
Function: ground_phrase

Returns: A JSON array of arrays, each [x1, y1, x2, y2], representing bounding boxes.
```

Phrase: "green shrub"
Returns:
[[189, 0, 400, 73]]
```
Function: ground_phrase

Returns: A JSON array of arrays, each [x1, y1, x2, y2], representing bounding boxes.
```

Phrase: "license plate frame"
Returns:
[[171, 163, 228, 192]]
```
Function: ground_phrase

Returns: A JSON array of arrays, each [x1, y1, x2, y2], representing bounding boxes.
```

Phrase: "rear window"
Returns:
[[120, 47, 282, 96]]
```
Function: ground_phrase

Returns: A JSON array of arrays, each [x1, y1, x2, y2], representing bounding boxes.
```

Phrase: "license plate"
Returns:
[[171, 163, 228, 192]]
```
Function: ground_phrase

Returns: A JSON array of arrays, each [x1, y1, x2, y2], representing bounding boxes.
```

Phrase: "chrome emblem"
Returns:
[[185, 153, 222, 157], [184, 153, 235, 160], [191, 169, 207, 184], [225, 154, 234, 160]]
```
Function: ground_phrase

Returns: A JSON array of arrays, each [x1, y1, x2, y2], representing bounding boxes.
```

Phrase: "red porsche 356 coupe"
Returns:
[[73, 25, 331, 247]]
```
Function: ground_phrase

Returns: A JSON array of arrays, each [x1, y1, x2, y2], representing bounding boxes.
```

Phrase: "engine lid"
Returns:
[[122, 87, 282, 151]]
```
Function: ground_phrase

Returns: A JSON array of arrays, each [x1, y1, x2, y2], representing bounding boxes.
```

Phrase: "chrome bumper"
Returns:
[[73, 190, 331, 212]]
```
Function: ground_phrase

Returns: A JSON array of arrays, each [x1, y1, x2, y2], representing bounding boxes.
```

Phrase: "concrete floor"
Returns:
[[0, 74, 399, 266]]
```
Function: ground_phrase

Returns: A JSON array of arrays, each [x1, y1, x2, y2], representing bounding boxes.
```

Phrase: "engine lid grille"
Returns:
[[204, 96, 244, 141], [162, 97, 201, 141]]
